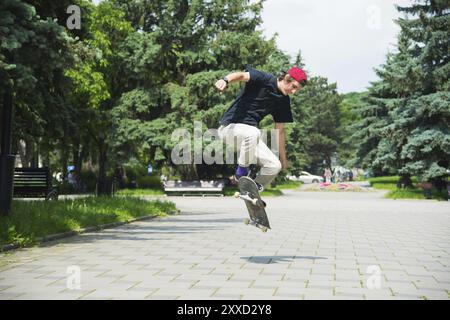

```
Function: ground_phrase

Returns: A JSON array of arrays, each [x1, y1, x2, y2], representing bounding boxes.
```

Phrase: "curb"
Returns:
[[0, 210, 180, 253]]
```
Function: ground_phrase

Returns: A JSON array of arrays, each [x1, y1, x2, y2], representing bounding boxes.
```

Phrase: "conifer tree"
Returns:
[[351, 0, 449, 188]]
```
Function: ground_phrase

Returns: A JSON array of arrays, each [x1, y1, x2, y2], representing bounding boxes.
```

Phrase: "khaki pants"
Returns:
[[218, 123, 281, 187]]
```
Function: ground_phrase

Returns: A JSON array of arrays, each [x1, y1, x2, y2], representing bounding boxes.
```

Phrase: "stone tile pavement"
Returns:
[[0, 190, 449, 300]]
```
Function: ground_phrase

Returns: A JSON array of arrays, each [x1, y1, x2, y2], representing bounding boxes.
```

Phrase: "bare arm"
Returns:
[[275, 122, 288, 169], [215, 71, 250, 92]]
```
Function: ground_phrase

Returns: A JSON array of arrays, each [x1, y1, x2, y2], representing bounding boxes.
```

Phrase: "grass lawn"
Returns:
[[116, 180, 302, 198], [368, 176, 417, 190], [274, 180, 303, 190], [368, 176, 448, 200], [116, 188, 165, 196], [0, 197, 177, 249]]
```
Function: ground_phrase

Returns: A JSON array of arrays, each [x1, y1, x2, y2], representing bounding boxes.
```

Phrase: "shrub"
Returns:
[[135, 175, 163, 189]]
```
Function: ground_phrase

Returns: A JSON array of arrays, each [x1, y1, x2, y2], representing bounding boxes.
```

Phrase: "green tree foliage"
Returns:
[[4, 0, 347, 186], [394, 0, 449, 187], [338, 92, 366, 168], [109, 0, 281, 179], [287, 76, 342, 175], [69, 0, 134, 193], [0, 0, 75, 169], [351, 0, 449, 187]]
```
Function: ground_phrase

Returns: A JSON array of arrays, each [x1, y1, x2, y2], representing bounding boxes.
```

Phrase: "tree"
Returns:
[[338, 92, 366, 168], [287, 76, 342, 175], [0, 0, 75, 170], [360, 38, 423, 181], [109, 0, 280, 179], [394, 0, 449, 187], [66, 0, 133, 194], [350, 0, 449, 188]]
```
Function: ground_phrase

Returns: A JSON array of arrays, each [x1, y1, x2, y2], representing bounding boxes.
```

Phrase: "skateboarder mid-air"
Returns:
[[214, 66, 307, 191]]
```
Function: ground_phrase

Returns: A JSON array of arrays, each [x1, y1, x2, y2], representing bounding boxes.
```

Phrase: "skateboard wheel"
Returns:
[[251, 198, 258, 205], [261, 227, 268, 233], [243, 218, 250, 225], [234, 192, 240, 198]]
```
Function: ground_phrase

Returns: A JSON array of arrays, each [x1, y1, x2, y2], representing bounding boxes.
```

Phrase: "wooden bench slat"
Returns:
[[163, 180, 225, 196], [13, 167, 58, 200]]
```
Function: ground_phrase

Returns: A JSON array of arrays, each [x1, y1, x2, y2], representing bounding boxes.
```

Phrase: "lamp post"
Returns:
[[0, 53, 15, 216]]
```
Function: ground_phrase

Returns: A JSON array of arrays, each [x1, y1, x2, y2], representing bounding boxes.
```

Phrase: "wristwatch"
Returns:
[[222, 77, 229, 84]]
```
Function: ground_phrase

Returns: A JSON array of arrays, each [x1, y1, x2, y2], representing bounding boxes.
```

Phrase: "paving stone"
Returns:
[[1, 191, 448, 300]]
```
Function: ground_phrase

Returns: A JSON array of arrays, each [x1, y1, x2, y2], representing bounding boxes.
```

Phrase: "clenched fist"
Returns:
[[215, 79, 228, 92]]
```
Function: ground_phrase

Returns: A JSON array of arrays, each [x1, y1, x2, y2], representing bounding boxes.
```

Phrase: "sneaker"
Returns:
[[235, 165, 249, 180]]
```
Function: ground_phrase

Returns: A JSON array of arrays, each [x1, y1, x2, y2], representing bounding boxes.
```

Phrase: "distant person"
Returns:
[[67, 170, 76, 185], [324, 168, 332, 183], [67, 170, 80, 191], [364, 171, 370, 180]]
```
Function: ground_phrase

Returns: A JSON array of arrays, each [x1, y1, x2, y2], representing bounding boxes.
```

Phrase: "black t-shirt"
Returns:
[[219, 67, 294, 127]]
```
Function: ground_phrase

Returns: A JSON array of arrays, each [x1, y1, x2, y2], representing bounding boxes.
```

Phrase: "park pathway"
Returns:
[[0, 190, 449, 300]]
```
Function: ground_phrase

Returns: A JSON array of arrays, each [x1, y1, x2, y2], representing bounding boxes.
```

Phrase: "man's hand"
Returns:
[[215, 79, 227, 92], [214, 72, 250, 93]]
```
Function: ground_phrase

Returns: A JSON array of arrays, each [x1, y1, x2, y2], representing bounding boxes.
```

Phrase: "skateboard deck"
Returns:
[[235, 176, 271, 232]]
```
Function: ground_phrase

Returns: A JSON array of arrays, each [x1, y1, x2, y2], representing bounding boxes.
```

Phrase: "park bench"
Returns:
[[163, 180, 225, 196], [13, 167, 58, 200]]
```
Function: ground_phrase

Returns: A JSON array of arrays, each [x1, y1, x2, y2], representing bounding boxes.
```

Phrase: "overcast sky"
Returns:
[[259, 0, 412, 93]]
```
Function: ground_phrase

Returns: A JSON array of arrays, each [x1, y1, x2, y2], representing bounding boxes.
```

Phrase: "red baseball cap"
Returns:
[[287, 66, 307, 84]]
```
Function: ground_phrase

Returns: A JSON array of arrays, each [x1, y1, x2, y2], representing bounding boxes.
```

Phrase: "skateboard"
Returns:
[[234, 176, 271, 232]]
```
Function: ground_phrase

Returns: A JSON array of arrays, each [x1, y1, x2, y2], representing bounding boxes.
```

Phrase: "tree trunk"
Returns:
[[19, 138, 35, 167], [60, 141, 68, 180], [73, 142, 84, 178], [73, 142, 80, 173], [17, 140, 27, 167], [149, 146, 156, 166], [43, 149, 50, 168], [325, 155, 331, 171], [0, 81, 15, 216], [181, 164, 198, 180], [30, 140, 38, 168], [96, 140, 110, 196]]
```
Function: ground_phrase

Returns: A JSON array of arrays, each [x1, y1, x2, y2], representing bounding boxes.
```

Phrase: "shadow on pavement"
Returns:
[[34, 215, 242, 249], [241, 255, 327, 264]]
